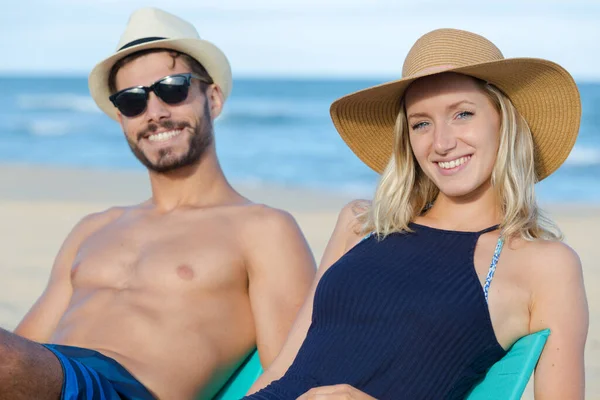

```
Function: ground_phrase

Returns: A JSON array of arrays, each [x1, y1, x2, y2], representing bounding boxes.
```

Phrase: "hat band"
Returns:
[[118, 36, 167, 51]]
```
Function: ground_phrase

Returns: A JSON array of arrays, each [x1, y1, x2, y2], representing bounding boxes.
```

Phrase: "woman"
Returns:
[[245, 28, 588, 399]]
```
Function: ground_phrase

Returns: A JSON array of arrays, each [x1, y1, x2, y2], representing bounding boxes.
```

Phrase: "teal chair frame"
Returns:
[[210, 329, 550, 400], [211, 350, 263, 400], [467, 329, 550, 399]]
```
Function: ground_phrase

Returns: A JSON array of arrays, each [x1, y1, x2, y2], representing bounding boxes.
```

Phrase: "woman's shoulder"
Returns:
[[509, 237, 582, 286], [315, 199, 372, 275], [514, 237, 579, 263], [319, 199, 372, 264], [514, 239, 588, 355]]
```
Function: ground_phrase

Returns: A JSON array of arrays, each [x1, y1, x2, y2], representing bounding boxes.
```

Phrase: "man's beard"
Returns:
[[126, 103, 213, 173]]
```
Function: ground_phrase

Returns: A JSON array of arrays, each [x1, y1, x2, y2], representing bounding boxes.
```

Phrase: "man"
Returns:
[[1, 7, 316, 400]]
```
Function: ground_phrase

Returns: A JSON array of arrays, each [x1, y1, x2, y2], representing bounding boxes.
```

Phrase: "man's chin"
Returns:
[[146, 162, 184, 174], [130, 141, 207, 174], [142, 156, 198, 174]]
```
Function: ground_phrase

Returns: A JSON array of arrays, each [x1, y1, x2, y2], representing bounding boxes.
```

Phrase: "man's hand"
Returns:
[[297, 384, 377, 400]]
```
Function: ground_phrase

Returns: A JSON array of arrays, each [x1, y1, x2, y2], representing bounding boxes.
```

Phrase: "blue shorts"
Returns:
[[43, 344, 156, 400]]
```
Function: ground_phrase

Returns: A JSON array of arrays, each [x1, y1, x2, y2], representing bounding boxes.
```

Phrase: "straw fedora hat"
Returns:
[[330, 28, 581, 181], [89, 7, 232, 121]]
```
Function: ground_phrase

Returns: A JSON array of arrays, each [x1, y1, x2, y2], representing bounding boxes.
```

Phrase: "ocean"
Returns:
[[1, 76, 599, 203]]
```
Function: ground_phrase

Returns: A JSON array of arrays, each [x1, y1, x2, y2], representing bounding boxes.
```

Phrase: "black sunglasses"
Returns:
[[109, 73, 212, 117]]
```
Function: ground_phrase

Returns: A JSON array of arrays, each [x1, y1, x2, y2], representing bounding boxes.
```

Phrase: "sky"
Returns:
[[2, 0, 600, 80]]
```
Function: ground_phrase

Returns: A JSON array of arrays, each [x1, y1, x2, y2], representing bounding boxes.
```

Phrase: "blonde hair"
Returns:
[[359, 78, 562, 242]]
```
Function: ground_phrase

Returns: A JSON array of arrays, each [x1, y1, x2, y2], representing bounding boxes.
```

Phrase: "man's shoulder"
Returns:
[[234, 203, 300, 234], [71, 206, 129, 237], [80, 206, 127, 226], [222, 202, 309, 251], [231, 203, 315, 275], [56, 206, 130, 254]]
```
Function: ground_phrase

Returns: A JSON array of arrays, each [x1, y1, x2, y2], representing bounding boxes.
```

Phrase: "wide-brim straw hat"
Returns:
[[330, 28, 581, 181], [89, 7, 232, 121]]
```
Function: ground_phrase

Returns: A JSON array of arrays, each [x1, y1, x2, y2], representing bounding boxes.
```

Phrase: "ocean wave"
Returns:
[[219, 110, 306, 125], [26, 119, 75, 136], [565, 146, 600, 166], [219, 100, 328, 126], [16, 94, 100, 113]]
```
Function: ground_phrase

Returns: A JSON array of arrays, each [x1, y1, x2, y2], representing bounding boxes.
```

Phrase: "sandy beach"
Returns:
[[0, 163, 598, 398]]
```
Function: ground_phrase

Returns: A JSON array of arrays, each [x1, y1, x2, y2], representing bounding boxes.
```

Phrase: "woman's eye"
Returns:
[[411, 121, 429, 130], [457, 111, 474, 119]]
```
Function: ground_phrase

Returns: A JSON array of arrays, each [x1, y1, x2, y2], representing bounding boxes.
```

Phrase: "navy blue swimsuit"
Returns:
[[246, 223, 507, 399]]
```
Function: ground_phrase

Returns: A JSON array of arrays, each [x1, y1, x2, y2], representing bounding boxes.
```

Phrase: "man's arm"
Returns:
[[244, 206, 316, 368], [529, 241, 588, 399], [246, 201, 366, 393], [14, 209, 120, 342]]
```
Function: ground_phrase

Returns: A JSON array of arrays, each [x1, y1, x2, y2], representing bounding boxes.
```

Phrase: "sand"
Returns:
[[0, 163, 598, 398]]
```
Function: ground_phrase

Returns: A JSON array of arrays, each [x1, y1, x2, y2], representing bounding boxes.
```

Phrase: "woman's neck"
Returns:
[[417, 181, 501, 231]]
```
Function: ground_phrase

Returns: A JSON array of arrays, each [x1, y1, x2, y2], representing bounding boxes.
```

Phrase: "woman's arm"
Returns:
[[529, 241, 588, 399]]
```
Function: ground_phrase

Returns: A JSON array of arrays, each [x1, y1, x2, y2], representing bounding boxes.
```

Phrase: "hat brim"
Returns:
[[88, 37, 232, 121], [330, 57, 581, 181]]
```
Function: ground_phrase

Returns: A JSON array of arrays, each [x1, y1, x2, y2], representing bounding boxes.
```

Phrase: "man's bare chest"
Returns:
[[70, 214, 246, 292]]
